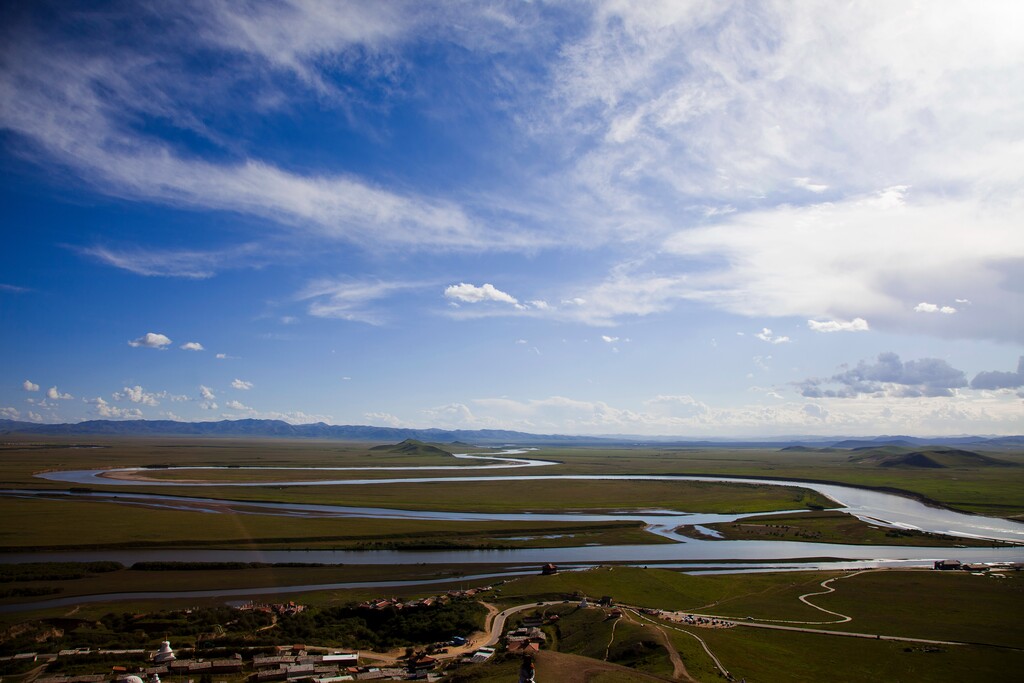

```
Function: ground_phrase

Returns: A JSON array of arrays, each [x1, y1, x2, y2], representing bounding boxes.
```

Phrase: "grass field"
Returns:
[[689, 510, 1014, 547], [0, 496, 665, 551], [3, 437, 1021, 519]]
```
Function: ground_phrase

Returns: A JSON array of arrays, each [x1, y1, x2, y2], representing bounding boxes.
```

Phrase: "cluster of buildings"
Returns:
[[355, 586, 491, 612], [237, 601, 307, 617]]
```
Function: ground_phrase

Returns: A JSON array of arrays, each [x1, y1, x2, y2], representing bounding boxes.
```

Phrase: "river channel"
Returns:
[[3, 450, 1022, 598]]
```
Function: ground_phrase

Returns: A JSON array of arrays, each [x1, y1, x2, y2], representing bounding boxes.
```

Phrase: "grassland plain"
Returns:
[[0, 497, 663, 551], [4, 437, 1022, 519], [665, 626, 1024, 683], [689, 510, 1012, 547]]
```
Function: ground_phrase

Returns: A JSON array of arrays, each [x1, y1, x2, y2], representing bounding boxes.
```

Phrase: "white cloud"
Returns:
[[199, 385, 216, 400], [600, 335, 619, 343], [113, 385, 160, 406], [914, 302, 957, 314], [128, 332, 173, 349], [22, 380, 39, 392], [180, 341, 205, 351], [793, 177, 829, 193], [232, 378, 253, 390], [298, 279, 423, 324], [26, 411, 44, 423], [364, 411, 406, 427], [515, 339, 528, 344], [654, 187, 1023, 341], [89, 397, 144, 419], [46, 386, 73, 400], [444, 283, 519, 305], [200, 401, 219, 410], [808, 318, 870, 333], [755, 328, 790, 344], [527, 300, 551, 310], [78, 244, 262, 279], [225, 400, 250, 410], [1, 407, 20, 419]]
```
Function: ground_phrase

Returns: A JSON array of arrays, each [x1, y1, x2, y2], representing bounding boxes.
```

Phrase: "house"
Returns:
[[407, 655, 437, 672], [541, 563, 558, 575], [506, 641, 539, 655]]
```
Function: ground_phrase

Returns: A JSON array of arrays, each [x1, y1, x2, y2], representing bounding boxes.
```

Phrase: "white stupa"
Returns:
[[152, 640, 175, 664]]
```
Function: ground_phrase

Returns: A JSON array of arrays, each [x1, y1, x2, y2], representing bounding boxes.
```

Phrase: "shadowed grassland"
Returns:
[[0, 562, 519, 620], [689, 510, 1014, 547], [798, 569, 1024, 648], [667, 624, 1024, 683], [551, 604, 675, 678], [0, 497, 663, 551], [495, 566, 1024, 646], [496, 567, 843, 622]]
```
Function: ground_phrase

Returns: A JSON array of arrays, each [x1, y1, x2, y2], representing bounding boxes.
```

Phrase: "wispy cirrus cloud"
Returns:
[[297, 278, 427, 324], [0, 6, 523, 254], [77, 244, 265, 279]]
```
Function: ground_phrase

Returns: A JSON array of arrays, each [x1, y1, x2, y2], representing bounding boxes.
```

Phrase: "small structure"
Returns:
[[579, 597, 589, 609], [407, 654, 437, 673], [599, 596, 614, 607], [151, 641, 175, 664], [934, 560, 962, 571], [540, 563, 558, 575]]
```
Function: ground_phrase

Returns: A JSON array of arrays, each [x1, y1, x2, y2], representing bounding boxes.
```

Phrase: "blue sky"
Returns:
[[1, 1, 1022, 436]]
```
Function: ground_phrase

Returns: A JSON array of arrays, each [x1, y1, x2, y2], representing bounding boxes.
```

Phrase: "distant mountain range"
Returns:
[[1, 418, 1022, 448]]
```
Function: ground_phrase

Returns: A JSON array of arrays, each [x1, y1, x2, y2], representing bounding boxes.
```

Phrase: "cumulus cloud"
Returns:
[[601, 335, 619, 343], [971, 356, 1024, 390], [798, 352, 968, 399], [22, 380, 39, 392], [232, 379, 253, 390], [364, 411, 405, 427], [1, 406, 21, 419], [46, 386, 73, 400], [180, 342, 204, 351], [200, 401, 219, 410], [755, 328, 790, 344], [128, 332, 172, 349], [808, 318, 870, 333], [914, 302, 957, 314], [113, 385, 160, 406], [225, 400, 250, 410], [89, 397, 143, 419], [444, 283, 519, 305], [199, 385, 216, 400]]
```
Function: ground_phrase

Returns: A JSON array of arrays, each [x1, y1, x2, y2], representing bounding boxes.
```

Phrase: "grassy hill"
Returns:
[[848, 447, 1015, 469], [369, 439, 454, 457]]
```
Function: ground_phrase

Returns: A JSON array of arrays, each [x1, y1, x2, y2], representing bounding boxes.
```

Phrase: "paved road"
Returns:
[[483, 601, 563, 647]]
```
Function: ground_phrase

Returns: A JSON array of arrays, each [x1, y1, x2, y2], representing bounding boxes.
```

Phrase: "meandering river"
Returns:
[[2, 448, 1021, 607]]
